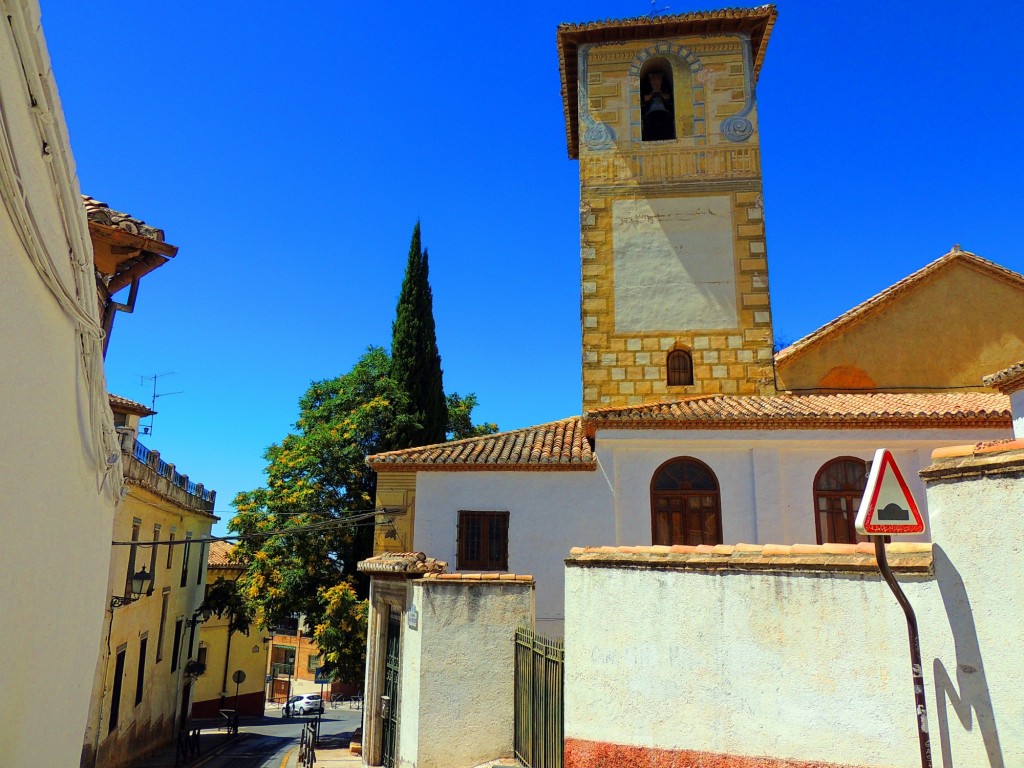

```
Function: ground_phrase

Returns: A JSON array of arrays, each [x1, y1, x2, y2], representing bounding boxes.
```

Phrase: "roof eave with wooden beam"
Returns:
[[89, 220, 178, 294]]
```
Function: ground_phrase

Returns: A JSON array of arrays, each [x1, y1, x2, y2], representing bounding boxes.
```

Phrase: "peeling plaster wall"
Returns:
[[398, 581, 534, 768], [564, 454, 1024, 767]]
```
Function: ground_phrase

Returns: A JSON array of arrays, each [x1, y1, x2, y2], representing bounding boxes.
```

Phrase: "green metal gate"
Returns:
[[381, 610, 401, 768], [514, 626, 564, 768]]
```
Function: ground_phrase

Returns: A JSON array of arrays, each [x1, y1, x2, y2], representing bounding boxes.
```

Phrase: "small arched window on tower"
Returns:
[[667, 349, 694, 386], [640, 59, 675, 141]]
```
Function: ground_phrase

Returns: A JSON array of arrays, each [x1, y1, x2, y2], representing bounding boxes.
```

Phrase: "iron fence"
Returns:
[[514, 626, 564, 768]]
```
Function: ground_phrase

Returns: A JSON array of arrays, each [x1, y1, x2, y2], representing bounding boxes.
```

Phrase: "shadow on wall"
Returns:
[[932, 545, 1004, 767]]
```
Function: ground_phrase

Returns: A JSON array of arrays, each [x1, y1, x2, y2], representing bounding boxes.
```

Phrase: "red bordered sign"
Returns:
[[855, 448, 925, 536]]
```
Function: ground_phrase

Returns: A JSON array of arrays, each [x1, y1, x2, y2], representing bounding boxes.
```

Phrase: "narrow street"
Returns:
[[171, 704, 362, 768]]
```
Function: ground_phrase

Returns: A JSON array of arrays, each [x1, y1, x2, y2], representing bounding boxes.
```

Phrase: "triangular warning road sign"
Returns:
[[855, 449, 925, 536]]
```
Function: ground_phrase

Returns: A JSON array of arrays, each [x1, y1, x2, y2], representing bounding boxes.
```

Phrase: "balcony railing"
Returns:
[[121, 434, 216, 513], [271, 662, 295, 678]]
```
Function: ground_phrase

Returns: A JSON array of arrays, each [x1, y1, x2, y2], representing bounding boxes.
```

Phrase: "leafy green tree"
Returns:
[[228, 346, 494, 683], [391, 222, 447, 447]]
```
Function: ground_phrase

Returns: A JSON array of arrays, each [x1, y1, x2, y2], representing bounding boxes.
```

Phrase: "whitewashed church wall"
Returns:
[[414, 471, 614, 635], [598, 428, 1006, 546], [1010, 390, 1024, 437]]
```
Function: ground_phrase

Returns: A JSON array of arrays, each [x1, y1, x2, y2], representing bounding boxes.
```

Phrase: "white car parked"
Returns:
[[283, 693, 324, 716]]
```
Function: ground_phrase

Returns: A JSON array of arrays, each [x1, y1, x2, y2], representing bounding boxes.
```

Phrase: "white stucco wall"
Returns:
[[414, 471, 614, 635], [612, 195, 738, 331], [412, 427, 1007, 638], [0, 2, 121, 765], [1010, 390, 1024, 437], [599, 427, 1008, 546], [564, 451, 1024, 767], [398, 580, 534, 768]]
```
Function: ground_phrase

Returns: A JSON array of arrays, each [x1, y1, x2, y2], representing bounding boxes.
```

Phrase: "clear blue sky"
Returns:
[[39, 1, 1024, 534]]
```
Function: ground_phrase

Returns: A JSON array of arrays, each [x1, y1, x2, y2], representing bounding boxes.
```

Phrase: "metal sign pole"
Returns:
[[874, 537, 932, 768]]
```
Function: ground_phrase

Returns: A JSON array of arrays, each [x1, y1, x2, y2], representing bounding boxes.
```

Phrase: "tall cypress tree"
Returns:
[[391, 222, 447, 447]]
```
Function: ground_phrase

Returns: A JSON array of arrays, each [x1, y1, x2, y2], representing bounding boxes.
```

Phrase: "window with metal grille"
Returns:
[[650, 457, 722, 546], [307, 654, 320, 672], [814, 457, 869, 544], [667, 349, 694, 386], [457, 511, 509, 571]]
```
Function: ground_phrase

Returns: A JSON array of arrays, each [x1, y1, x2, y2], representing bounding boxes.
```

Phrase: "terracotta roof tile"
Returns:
[[586, 392, 1010, 431], [207, 541, 235, 567], [557, 5, 777, 159], [82, 195, 165, 242], [108, 393, 155, 417], [776, 248, 1024, 366], [567, 542, 932, 574], [983, 360, 1024, 394], [357, 552, 447, 575], [422, 572, 534, 583], [366, 417, 595, 471]]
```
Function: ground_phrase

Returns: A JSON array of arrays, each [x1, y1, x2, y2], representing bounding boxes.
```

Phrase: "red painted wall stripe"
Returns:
[[565, 738, 871, 768]]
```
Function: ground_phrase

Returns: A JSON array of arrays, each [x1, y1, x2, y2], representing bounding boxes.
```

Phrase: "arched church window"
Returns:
[[813, 457, 868, 544], [640, 59, 675, 141], [650, 457, 721, 546], [667, 349, 693, 386]]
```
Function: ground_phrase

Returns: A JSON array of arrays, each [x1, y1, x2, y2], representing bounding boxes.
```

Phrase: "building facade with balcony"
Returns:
[[80, 397, 217, 768]]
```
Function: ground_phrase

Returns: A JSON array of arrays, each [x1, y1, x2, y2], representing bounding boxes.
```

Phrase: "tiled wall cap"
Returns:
[[421, 572, 534, 583], [933, 438, 1024, 460]]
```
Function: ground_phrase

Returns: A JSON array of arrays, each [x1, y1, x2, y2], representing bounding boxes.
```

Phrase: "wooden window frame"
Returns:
[[650, 457, 722, 546], [457, 511, 509, 571], [667, 349, 694, 386], [813, 456, 869, 545]]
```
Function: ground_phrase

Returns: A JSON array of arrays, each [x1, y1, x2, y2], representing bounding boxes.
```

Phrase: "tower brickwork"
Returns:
[[558, 8, 778, 410]]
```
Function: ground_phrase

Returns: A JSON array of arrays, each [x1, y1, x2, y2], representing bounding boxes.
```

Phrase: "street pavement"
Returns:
[[131, 702, 363, 767]]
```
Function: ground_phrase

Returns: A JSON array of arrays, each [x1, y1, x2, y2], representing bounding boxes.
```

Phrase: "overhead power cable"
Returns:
[[110, 510, 389, 546]]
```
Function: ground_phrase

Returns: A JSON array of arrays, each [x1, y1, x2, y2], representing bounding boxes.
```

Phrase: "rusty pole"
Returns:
[[874, 537, 932, 768]]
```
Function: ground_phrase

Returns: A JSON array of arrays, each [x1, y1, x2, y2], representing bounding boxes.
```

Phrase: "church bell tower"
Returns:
[[557, 7, 778, 410]]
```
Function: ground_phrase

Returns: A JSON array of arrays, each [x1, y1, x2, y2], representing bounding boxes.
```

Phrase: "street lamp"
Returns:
[[109, 566, 153, 609]]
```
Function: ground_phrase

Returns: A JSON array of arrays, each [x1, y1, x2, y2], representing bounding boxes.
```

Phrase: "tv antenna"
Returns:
[[650, 0, 670, 16], [140, 372, 183, 436]]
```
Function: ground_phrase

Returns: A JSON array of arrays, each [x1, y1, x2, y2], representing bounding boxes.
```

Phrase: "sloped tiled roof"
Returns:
[[983, 360, 1024, 395], [366, 417, 595, 471], [775, 248, 1024, 366], [83, 195, 166, 242], [207, 540, 235, 568], [108, 393, 155, 417], [557, 5, 778, 158], [586, 392, 1011, 431]]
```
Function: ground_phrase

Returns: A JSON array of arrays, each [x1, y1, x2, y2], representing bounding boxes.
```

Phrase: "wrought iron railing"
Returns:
[[514, 626, 564, 768]]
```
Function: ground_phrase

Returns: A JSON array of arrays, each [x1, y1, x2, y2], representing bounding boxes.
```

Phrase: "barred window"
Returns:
[[667, 349, 694, 386], [457, 511, 509, 571]]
